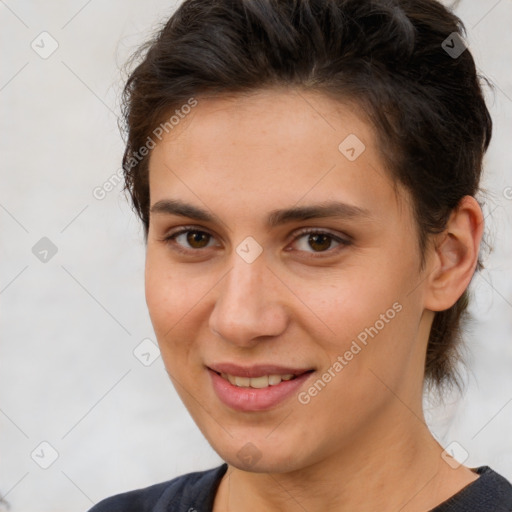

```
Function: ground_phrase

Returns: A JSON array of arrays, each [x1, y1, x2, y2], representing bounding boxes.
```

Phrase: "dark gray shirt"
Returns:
[[87, 464, 512, 511]]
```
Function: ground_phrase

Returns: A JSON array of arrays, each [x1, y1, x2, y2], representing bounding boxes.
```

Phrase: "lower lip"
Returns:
[[208, 368, 313, 412]]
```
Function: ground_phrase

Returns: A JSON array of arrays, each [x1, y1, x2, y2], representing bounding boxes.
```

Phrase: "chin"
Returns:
[[212, 434, 311, 474], [225, 453, 300, 474]]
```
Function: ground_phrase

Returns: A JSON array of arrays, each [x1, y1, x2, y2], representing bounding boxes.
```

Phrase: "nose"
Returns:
[[208, 253, 288, 347]]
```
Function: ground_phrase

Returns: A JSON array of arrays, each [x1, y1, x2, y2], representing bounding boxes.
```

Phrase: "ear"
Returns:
[[423, 196, 484, 312]]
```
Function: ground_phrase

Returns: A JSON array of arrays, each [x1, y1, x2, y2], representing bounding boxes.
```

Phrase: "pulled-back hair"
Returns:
[[120, 0, 492, 389]]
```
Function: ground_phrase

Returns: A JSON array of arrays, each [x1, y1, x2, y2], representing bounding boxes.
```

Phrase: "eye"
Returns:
[[161, 226, 351, 257], [290, 228, 351, 255], [162, 226, 219, 254]]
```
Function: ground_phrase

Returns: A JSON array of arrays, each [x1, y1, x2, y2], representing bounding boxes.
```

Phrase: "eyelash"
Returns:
[[160, 225, 351, 258]]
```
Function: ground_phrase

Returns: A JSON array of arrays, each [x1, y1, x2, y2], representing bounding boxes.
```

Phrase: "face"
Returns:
[[145, 88, 433, 474]]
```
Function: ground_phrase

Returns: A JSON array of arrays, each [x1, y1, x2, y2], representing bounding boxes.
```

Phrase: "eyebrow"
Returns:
[[150, 199, 372, 227]]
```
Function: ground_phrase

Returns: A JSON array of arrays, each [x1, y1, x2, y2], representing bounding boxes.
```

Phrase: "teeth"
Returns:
[[220, 372, 297, 388], [247, 375, 269, 388], [234, 376, 250, 387], [268, 374, 282, 385]]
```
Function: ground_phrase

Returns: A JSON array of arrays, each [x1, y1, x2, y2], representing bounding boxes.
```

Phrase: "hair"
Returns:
[[120, 0, 492, 390]]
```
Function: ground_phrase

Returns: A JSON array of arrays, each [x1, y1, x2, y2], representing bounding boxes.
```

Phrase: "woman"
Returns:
[[89, 0, 512, 510]]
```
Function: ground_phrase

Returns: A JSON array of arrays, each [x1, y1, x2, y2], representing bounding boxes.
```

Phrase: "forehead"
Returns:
[[148, 88, 408, 224]]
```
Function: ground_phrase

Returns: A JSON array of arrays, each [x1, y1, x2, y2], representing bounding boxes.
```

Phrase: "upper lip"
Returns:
[[207, 363, 314, 378]]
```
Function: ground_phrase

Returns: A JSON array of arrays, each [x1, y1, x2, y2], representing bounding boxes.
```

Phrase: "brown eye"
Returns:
[[291, 229, 350, 256], [186, 230, 211, 248], [163, 227, 218, 253], [307, 233, 332, 252]]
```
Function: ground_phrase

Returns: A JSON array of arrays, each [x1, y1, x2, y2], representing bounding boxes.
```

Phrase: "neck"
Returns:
[[213, 406, 478, 512]]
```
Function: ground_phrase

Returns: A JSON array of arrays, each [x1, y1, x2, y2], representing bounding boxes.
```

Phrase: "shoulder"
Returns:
[[433, 466, 512, 512], [87, 463, 228, 512]]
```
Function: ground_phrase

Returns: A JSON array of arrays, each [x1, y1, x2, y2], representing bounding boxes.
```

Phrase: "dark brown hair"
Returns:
[[120, 0, 492, 389]]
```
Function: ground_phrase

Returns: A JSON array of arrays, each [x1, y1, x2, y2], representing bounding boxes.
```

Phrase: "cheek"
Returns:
[[144, 248, 218, 355], [302, 268, 395, 335], [144, 250, 191, 338], [144, 257, 199, 383], [302, 263, 415, 372]]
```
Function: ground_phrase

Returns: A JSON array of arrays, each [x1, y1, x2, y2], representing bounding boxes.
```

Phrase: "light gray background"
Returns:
[[1, 1, 511, 510]]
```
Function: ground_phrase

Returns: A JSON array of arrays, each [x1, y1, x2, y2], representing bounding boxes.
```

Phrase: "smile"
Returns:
[[207, 364, 315, 411], [219, 373, 296, 388]]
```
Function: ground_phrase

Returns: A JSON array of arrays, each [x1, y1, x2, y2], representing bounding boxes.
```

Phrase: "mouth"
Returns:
[[210, 370, 313, 389], [207, 363, 314, 388], [207, 363, 315, 411]]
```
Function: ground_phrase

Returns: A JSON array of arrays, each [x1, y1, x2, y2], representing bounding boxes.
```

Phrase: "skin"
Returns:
[[145, 88, 483, 511]]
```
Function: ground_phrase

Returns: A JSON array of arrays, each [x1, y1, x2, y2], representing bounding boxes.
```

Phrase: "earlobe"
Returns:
[[424, 196, 484, 312]]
